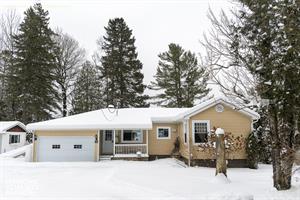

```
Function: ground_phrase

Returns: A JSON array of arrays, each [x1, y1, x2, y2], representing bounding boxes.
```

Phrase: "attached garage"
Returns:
[[33, 130, 98, 162]]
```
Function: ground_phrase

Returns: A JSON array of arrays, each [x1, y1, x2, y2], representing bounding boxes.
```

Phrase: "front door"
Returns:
[[102, 130, 113, 154]]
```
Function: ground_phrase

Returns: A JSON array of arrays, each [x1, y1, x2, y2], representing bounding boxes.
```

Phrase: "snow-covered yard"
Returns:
[[0, 157, 299, 200]]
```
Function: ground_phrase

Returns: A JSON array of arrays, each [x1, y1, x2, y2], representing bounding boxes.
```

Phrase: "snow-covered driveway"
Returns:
[[0, 158, 299, 200]]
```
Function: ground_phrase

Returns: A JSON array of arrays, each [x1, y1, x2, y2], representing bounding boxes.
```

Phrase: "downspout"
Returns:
[[32, 131, 35, 162], [251, 118, 259, 131], [184, 117, 191, 167], [187, 117, 191, 167]]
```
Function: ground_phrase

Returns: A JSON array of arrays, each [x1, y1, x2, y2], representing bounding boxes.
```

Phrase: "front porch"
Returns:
[[99, 129, 149, 160]]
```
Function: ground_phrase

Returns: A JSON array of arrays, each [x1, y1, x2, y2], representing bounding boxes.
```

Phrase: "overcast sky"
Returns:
[[0, 0, 234, 91]]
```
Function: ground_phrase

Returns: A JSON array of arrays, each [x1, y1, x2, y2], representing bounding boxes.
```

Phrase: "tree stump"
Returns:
[[215, 128, 227, 177]]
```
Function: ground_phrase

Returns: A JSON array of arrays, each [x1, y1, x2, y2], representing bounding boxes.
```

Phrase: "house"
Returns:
[[26, 97, 259, 166], [0, 121, 27, 153]]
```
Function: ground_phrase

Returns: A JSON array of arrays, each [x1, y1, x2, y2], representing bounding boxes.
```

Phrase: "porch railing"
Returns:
[[114, 144, 148, 155]]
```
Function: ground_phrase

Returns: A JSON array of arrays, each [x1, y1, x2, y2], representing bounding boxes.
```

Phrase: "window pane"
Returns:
[[123, 130, 132, 141], [105, 131, 112, 141], [74, 145, 82, 149], [158, 128, 169, 138], [123, 130, 142, 142], [195, 133, 208, 143], [9, 135, 20, 144], [133, 130, 142, 141], [52, 145, 60, 149], [194, 122, 209, 143]]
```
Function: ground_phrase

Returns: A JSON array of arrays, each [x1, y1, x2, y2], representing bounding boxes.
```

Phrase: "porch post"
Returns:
[[146, 130, 149, 155], [113, 130, 116, 156]]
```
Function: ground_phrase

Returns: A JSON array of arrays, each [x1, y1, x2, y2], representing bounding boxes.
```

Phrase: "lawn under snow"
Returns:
[[0, 157, 299, 200]]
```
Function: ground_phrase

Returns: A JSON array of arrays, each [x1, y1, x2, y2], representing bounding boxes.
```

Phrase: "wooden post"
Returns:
[[215, 128, 227, 176]]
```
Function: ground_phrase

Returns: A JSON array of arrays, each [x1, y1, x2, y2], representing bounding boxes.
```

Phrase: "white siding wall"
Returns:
[[0, 132, 26, 153]]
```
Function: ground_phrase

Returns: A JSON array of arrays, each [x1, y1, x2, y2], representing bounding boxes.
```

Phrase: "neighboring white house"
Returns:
[[0, 121, 27, 153]]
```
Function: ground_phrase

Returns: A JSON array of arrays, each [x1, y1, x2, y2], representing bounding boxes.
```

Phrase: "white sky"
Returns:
[[0, 0, 234, 92]]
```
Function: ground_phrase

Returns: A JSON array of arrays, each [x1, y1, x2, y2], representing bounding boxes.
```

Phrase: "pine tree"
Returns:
[[246, 131, 259, 169], [150, 43, 209, 107], [71, 61, 103, 114], [233, 0, 300, 190], [8, 3, 58, 123], [100, 18, 148, 108], [255, 106, 272, 164]]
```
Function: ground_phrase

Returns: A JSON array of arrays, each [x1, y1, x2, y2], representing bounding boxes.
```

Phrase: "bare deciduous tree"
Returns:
[[54, 29, 86, 117], [201, 8, 258, 106], [0, 10, 20, 120]]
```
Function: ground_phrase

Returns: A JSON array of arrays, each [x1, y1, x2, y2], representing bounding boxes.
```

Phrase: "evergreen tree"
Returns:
[[150, 43, 209, 107], [100, 18, 148, 108], [246, 131, 259, 169], [233, 0, 300, 190], [8, 3, 58, 123], [71, 61, 103, 114], [255, 106, 272, 164]]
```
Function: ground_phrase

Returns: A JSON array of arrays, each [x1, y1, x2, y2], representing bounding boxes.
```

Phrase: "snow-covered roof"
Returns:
[[26, 108, 189, 131], [0, 121, 27, 133], [175, 97, 260, 120], [26, 97, 259, 131]]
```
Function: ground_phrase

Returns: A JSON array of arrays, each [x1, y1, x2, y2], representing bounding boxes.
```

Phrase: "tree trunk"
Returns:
[[62, 87, 67, 117], [270, 107, 294, 190], [216, 133, 227, 176], [272, 146, 294, 190]]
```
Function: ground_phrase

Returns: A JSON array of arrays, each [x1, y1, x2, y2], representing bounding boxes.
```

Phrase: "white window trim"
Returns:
[[192, 120, 210, 145], [156, 127, 171, 139], [121, 130, 143, 143], [9, 134, 21, 144]]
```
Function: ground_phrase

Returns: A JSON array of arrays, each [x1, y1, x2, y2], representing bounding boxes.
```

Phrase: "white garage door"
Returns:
[[37, 136, 95, 162]]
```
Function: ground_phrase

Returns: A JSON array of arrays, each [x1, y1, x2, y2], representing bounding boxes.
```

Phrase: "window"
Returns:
[[157, 127, 171, 139], [183, 122, 187, 144], [52, 144, 60, 149], [193, 120, 210, 144], [9, 135, 20, 144], [104, 130, 113, 141], [122, 130, 143, 143], [74, 145, 82, 149]]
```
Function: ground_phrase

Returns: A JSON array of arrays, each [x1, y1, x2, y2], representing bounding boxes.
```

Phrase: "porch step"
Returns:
[[99, 155, 113, 161]]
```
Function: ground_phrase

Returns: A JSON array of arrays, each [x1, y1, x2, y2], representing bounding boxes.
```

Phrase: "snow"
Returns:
[[0, 157, 299, 200], [27, 97, 259, 131], [211, 173, 231, 184], [0, 121, 27, 133], [216, 128, 225, 135], [27, 107, 190, 131], [0, 144, 32, 159]]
